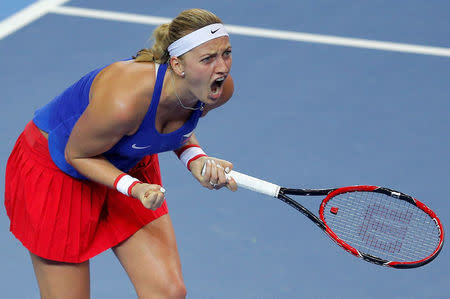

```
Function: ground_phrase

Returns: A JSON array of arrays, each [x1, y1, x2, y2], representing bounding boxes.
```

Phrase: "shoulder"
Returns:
[[91, 60, 156, 100], [88, 60, 157, 133], [202, 74, 234, 116]]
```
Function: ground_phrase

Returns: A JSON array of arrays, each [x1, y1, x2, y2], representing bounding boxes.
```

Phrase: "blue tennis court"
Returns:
[[1, 1, 449, 298]]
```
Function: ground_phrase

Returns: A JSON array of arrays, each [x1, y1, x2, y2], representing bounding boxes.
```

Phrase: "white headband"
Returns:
[[168, 23, 229, 57]]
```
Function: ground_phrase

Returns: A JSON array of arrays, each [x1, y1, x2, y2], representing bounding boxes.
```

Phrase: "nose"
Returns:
[[215, 55, 231, 74]]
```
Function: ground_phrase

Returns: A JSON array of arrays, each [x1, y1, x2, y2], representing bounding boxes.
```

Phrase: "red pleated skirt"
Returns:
[[4, 121, 168, 263]]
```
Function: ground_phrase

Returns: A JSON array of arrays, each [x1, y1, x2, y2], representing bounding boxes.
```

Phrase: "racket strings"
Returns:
[[322, 191, 441, 263]]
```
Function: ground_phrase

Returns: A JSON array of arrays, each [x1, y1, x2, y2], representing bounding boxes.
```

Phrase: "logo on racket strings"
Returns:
[[358, 203, 412, 254]]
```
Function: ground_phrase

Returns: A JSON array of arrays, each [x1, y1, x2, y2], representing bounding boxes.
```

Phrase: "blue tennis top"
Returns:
[[33, 62, 204, 179]]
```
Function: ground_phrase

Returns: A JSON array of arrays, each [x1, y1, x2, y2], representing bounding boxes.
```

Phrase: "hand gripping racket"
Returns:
[[226, 170, 444, 269]]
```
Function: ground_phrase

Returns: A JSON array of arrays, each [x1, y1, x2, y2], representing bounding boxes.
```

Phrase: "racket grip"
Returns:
[[226, 170, 281, 198]]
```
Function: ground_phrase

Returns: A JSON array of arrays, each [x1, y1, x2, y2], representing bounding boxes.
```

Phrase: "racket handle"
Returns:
[[226, 170, 281, 198]]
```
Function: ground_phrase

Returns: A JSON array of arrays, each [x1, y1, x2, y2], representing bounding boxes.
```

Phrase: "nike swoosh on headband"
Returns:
[[168, 23, 228, 57]]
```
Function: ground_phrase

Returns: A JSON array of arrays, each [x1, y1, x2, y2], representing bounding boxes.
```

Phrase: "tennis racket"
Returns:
[[225, 170, 444, 269]]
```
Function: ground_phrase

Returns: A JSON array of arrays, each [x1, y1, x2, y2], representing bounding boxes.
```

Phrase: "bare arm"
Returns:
[[64, 99, 135, 189], [65, 62, 165, 209]]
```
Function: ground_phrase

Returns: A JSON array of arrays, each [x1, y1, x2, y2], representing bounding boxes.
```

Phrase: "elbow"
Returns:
[[64, 146, 75, 166]]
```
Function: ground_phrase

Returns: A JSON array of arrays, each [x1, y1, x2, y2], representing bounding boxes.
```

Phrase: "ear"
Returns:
[[169, 56, 185, 77]]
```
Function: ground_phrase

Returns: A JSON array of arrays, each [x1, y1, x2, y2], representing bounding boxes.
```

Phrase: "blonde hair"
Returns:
[[134, 8, 223, 63]]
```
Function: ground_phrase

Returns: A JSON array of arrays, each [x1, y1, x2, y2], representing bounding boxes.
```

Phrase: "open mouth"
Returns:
[[210, 77, 226, 97]]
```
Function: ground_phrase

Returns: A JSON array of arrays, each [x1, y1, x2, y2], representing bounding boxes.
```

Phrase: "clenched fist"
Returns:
[[130, 183, 166, 210]]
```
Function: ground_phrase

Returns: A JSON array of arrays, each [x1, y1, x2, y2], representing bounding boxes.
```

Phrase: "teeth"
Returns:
[[211, 77, 225, 96]]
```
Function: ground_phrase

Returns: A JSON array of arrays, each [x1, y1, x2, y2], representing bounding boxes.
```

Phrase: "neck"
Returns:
[[167, 69, 199, 111]]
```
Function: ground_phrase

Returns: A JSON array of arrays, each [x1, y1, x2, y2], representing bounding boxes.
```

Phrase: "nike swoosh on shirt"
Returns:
[[183, 131, 193, 138], [132, 144, 152, 150]]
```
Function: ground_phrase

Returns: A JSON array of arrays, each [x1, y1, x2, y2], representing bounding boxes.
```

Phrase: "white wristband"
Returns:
[[177, 145, 207, 170], [114, 174, 141, 197]]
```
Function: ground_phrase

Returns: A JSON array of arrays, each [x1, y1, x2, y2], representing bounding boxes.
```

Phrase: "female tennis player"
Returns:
[[5, 8, 236, 299]]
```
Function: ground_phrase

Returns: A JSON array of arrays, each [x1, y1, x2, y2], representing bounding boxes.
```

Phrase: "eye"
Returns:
[[223, 49, 232, 57], [201, 56, 211, 63], [201, 55, 215, 63]]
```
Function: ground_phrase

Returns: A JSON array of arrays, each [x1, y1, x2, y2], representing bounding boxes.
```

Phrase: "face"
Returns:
[[178, 36, 232, 104]]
